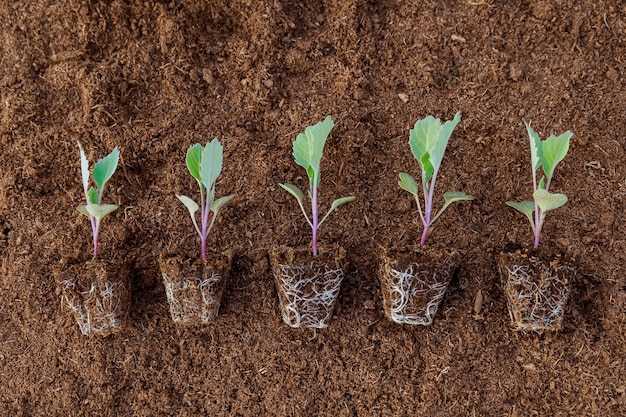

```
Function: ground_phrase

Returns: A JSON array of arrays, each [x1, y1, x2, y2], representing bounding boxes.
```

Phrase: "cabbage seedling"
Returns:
[[506, 124, 572, 248], [77, 142, 120, 258], [177, 139, 234, 261], [398, 112, 474, 246], [280, 116, 355, 256]]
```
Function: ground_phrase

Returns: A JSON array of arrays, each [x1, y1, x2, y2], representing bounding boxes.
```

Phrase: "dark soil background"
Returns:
[[1, 0, 625, 415]]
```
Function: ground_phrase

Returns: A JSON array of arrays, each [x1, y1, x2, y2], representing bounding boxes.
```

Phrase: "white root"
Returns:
[[61, 279, 126, 335], [503, 262, 571, 332], [384, 262, 451, 325], [275, 260, 344, 329], [162, 271, 222, 324]]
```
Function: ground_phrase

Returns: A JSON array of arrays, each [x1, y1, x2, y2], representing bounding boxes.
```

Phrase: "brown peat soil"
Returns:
[[1, 1, 625, 415]]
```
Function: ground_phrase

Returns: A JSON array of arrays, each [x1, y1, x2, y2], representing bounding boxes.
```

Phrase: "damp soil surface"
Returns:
[[1, 1, 626, 415]]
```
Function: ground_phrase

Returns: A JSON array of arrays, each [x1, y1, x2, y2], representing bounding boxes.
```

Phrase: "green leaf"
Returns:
[[443, 191, 474, 205], [328, 196, 355, 211], [398, 172, 419, 196], [87, 187, 99, 204], [176, 194, 199, 216], [186, 143, 204, 184], [318, 196, 355, 227], [85, 203, 118, 221], [92, 147, 119, 191], [78, 142, 89, 194], [534, 188, 567, 212], [506, 200, 536, 232], [541, 131, 572, 183], [211, 195, 234, 213], [525, 123, 542, 173], [419, 152, 434, 184], [409, 112, 461, 183], [200, 139, 223, 191], [292, 116, 334, 187], [279, 183, 305, 205], [77, 205, 90, 217]]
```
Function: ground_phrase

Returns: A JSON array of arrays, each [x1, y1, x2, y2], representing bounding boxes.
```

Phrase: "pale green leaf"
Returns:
[[78, 142, 89, 194], [443, 191, 474, 205], [200, 139, 223, 191], [318, 196, 355, 227], [506, 200, 536, 232], [93, 147, 119, 191], [329, 196, 355, 211], [85, 203, 118, 221], [525, 123, 542, 173], [176, 194, 199, 216], [398, 172, 418, 196], [186, 143, 204, 184], [292, 116, 334, 187], [534, 188, 567, 212], [279, 183, 304, 205], [88, 187, 99, 204], [77, 205, 90, 217], [541, 131, 572, 182], [210, 195, 234, 213]]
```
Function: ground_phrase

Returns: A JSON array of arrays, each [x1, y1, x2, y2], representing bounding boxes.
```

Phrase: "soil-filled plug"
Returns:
[[380, 113, 473, 325], [272, 116, 355, 328], [159, 139, 234, 324], [59, 143, 130, 336], [501, 124, 575, 333]]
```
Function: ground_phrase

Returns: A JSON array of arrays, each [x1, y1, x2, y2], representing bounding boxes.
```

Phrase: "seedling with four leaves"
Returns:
[[280, 116, 355, 256], [177, 139, 234, 261], [398, 112, 474, 246], [77, 142, 120, 258], [506, 124, 572, 248]]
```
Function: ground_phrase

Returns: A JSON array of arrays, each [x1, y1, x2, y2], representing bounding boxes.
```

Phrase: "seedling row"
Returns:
[[59, 113, 575, 336]]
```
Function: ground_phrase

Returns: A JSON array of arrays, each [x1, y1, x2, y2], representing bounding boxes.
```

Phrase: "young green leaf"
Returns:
[[93, 147, 120, 191], [541, 131, 572, 182], [525, 123, 543, 173], [176, 194, 199, 216], [410, 112, 461, 183], [200, 139, 223, 191], [534, 188, 567, 212], [506, 200, 536, 232], [430, 111, 461, 174], [280, 183, 305, 205], [88, 187, 99, 204], [398, 172, 419, 196], [292, 116, 334, 187], [186, 143, 204, 185], [210, 195, 234, 213], [85, 203, 119, 221], [443, 191, 474, 205], [78, 142, 89, 194]]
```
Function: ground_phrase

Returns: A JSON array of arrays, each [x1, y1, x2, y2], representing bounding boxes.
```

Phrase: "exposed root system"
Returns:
[[499, 251, 575, 333], [59, 259, 130, 336], [270, 245, 346, 329], [379, 247, 456, 326], [159, 252, 231, 324]]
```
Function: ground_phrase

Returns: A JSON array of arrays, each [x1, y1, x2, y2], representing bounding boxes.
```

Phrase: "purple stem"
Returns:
[[420, 169, 440, 247], [311, 180, 319, 256], [92, 220, 99, 258]]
